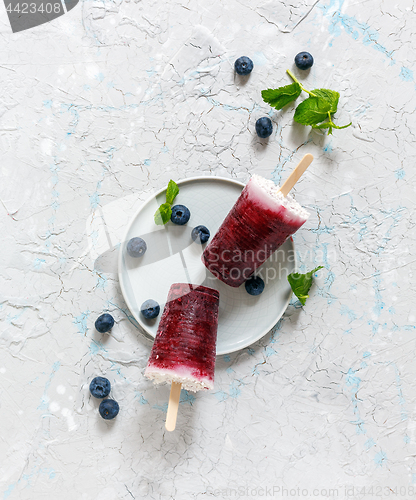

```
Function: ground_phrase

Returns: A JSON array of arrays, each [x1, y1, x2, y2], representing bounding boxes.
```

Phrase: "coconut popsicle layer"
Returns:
[[144, 283, 220, 392], [202, 174, 310, 287]]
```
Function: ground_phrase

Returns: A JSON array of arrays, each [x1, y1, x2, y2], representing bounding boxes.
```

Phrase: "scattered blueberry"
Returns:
[[245, 276, 265, 296], [255, 117, 273, 139], [191, 225, 210, 244], [295, 51, 314, 70], [127, 237, 147, 258], [95, 313, 115, 333], [234, 56, 253, 76], [99, 399, 119, 420], [171, 205, 191, 225], [89, 377, 111, 398], [141, 299, 160, 319]]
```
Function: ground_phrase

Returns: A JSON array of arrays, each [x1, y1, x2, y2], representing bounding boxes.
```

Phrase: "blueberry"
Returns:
[[99, 399, 119, 420], [191, 225, 210, 244], [255, 117, 273, 138], [295, 51, 314, 70], [89, 376, 111, 398], [245, 276, 265, 296], [127, 237, 147, 258], [95, 313, 115, 333], [141, 299, 160, 319], [234, 56, 253, 76], [171, 205, 191, 225]]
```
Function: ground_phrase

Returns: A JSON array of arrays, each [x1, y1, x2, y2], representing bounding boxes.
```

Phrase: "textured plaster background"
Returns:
[[1, 0, 416, 498]]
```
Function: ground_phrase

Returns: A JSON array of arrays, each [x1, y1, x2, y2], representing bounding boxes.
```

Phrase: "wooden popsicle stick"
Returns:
[[165, 381, 182, 431], [279, 154, 314, 197]]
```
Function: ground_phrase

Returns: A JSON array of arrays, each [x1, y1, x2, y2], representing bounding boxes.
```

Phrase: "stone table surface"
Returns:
[[1, 0, 416, 499]]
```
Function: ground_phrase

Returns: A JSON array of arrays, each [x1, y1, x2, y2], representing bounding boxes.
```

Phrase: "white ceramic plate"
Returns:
[[118, 176, 296, 355]]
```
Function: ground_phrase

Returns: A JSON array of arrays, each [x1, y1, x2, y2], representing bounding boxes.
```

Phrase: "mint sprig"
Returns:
[[262, 70, 351, 135], [287, 266, 324, 306], [154, 180, 179, 225]]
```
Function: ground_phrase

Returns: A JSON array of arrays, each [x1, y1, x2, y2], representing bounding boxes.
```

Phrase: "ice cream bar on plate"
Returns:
[[202, 174, 310, 287], [145, 283, 220, 392]]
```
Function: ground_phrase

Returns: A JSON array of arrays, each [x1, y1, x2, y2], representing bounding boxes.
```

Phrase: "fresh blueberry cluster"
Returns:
[[89, 376, 119, 420]]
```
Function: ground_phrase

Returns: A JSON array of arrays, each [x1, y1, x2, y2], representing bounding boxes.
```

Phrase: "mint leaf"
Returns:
[[262, 71, 350, 134], [312, 120, 352, 135], [311, 121, 333, 135], [154, 203, 172, 225], [287, 266, 324, 306], [311, 89, 339, 114], [165, 180, 179, 205], [154, 180, 180, 225], [261, 83, 301, 110], [294, 96, 332, 126]]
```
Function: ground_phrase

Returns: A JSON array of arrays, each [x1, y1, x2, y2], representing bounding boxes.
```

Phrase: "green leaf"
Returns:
[[287, 266, 324, 306], [154, 203, 172, 225], [165, 179, 179, 205], [261, 83, 302, 110], [294, 96, 332, 126], [294, 88, 340, 126], [312, 120, 352, 135], [311, 121, 333, 135], [311, 89, 340, 114]]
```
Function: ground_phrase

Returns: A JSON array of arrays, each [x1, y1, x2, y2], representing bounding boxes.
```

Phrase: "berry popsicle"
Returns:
[[145, 283, 220, 431], [145, 282, 219, 391], [202, 154, 313, 287]]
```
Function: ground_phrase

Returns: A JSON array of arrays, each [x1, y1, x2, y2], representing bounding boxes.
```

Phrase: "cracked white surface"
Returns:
[[1, 0, 416, 498]]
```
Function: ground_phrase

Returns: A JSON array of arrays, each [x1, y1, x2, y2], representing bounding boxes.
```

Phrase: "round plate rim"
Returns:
[[118, 175, 295, 355]]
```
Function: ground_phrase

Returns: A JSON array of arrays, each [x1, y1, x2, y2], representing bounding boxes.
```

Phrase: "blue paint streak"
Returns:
[[3, 484, 15, 499], [345, 368, 366, 434], [38, 362, 61, 410], [399, 67, 413, 82], [89, 340, 107, 356], [152, 403, 168, 412], [374, 451, 387, 467], [320, 0, 393, 60], [373, 275, 385, 317], [340, 305, 357, 322], [180, 390, 196, 405], [395, 168, 405, 180], [138, 394, 148, 405], [364, 438, 375, 450], [214, 390, 228, 402], [73, 310, 90, 335], [33, 258, 46, 269]]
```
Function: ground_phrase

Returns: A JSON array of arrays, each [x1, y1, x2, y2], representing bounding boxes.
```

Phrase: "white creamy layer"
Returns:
[[145, 365, 213, 392], [249, 174, 310, 222]]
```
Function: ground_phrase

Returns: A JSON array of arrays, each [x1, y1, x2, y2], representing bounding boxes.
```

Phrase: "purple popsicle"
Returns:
[[145, 283, 220, 392], [202, 174, 310, 287]]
